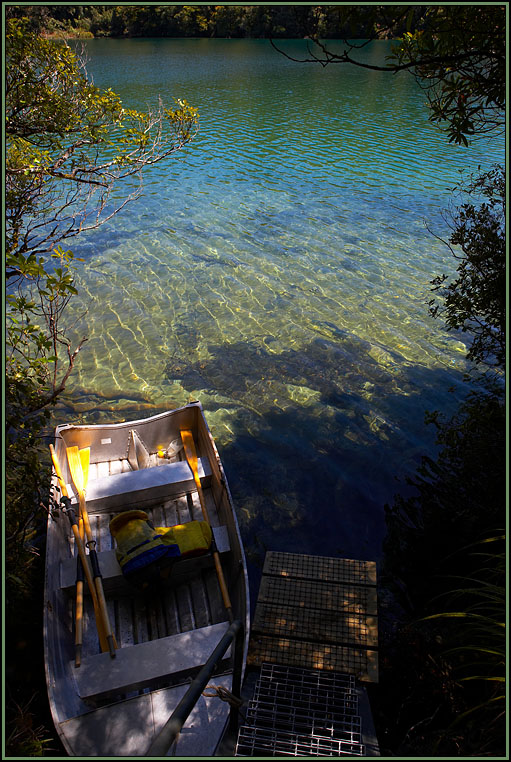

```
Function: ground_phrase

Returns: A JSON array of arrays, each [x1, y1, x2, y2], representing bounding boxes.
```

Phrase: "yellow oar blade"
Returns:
[[180, 428, 198, 473], [67, 446, 85, 495], [180, 429, 205, 506], [79, 447, 90, 489], [50, 444, 68, 498]]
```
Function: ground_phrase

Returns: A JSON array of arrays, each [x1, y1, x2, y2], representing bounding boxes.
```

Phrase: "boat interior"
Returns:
[[46, 404, 247, 722]]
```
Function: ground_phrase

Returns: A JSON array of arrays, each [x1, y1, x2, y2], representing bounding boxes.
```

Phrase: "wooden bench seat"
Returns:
[[65, 458, 212, 512], [60, 525, 230, 594], [73, 621, 231, 701]]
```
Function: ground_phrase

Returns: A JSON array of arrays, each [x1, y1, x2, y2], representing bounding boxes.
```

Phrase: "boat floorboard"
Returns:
[[63, 458, 227, 671]]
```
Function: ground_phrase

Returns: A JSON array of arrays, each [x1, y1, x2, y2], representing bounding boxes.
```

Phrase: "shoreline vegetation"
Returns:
[[5, 5, 506, 757], [14, 4, 419, 41]]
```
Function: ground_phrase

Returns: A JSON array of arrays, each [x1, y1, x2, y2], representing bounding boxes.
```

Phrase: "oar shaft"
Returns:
[[180, 429, 233, 622], [181, 430, 211, 522], [88, 545, 116, 658], [212, 551, 233, 623], [80, 505, 116, 658], [66, 446, 116, 659], [75, 513, 86, 667], [75, 567, 84, 667], [193, 472, 210, 522], [61, 499, 100, 610], [51, 445, 111, 655]]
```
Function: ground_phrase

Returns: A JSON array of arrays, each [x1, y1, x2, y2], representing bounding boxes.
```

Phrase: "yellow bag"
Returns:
[[156, 520, 212, 558]]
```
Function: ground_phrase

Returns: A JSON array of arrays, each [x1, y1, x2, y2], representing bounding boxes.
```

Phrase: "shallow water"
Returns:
[[56, 39, 504, 590]]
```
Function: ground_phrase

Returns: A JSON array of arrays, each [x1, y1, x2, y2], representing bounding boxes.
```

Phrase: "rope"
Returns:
[[202, 684, 244, 709], [202, 684, 243, 707]]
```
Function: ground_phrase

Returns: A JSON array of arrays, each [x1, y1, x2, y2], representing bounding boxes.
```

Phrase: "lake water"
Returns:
[[57, 39, 504, 596]]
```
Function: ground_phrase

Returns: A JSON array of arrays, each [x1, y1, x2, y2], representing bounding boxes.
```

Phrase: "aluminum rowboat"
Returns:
[[44, 401, 249, 756]]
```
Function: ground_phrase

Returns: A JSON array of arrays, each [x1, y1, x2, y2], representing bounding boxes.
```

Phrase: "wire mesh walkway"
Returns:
[[236, 663, 365, 756], [236, 551, 379, 756]]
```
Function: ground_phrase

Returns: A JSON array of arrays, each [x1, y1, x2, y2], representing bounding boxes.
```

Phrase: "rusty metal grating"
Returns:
[[235, 663, 365, 757]]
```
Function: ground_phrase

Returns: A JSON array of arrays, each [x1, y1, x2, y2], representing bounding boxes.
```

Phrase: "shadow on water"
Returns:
[[163, 335, 467, 606], [58, 332, 468, 614]]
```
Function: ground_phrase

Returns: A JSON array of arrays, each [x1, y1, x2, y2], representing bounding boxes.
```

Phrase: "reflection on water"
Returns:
[[56, 40, 504, 585]]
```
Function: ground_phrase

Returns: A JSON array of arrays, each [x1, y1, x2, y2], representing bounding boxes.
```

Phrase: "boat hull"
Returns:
[[44, 402, 249, 756]]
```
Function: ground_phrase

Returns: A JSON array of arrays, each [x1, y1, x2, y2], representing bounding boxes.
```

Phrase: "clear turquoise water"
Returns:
[[57, 40, 504, 579]]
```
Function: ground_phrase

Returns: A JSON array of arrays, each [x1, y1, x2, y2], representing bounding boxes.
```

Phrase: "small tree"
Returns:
[[6, 17, 198, 263], [271, 5, 505, 147], [5, 16, 198, 597], [429, 165, 505, 370], [6, 15, 198, 418]]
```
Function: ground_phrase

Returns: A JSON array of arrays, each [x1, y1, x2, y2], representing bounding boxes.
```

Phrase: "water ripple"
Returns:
[[59, 39, 503, 563]]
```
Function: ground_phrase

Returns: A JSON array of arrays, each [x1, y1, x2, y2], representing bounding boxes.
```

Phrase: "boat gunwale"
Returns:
[[44, 401, 250, 757]]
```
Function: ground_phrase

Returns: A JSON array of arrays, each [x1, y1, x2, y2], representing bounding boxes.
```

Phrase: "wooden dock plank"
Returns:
[[247, 634, 379, 683], [249, 551, 380, 683], [263, 551, 377, 586], [258, 576, 378, 617], [253, 602, 378, 648]]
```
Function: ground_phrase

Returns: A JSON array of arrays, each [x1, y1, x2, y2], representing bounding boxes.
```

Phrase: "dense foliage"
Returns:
[[5, 20, 197, 754], [6, 16, 198, 263], [389, 6, 505, 146], [5, 17, 198, 586], [379, 385, 505, 755], [429, 165, 506, 368], [7, 4, 420, 40]]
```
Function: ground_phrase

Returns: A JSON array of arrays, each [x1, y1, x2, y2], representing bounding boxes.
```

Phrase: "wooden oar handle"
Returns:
[[75, 579, 84, 668], [61, 498, 112, 654], [84, 544, 116, 659], [51, 445, 114, 656], [61, 499, 99, 605], [213, 552, 233, 623]]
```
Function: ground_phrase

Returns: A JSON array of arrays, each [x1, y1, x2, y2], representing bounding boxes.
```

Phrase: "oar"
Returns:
[[74, 448, 90, 666], [71, 450, 90, 667], [49, 445, 109, 661], [66, 446, 116, 658], [75, 537, 84, 667], [180, 429, 233, 623]]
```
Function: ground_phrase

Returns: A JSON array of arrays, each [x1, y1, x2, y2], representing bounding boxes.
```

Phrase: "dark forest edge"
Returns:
[[5, 5, 506, 757], [8, 4, 425, 40]]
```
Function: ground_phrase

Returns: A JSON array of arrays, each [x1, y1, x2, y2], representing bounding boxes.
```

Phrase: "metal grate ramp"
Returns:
[[235, 663, 366, 756]]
